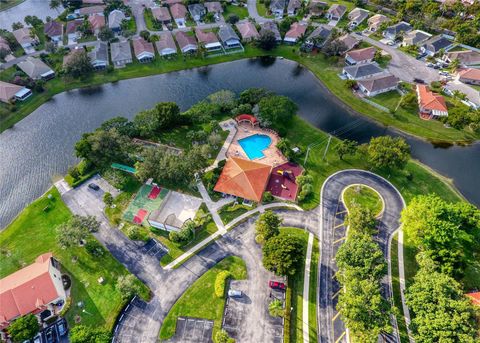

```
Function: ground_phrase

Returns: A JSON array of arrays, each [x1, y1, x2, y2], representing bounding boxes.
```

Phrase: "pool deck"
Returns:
[[226, 123, 288, 167]]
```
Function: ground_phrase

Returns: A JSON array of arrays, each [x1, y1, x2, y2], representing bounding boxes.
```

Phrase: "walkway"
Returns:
[[302, 232, 314, 343], [205, 119, 237, 172]]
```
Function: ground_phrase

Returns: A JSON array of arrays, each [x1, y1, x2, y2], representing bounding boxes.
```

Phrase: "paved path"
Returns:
[[302, 232, 314, 343], [205, 119, 237, 172], [197, 180, 225, 231], [246, 0, 268, 23]]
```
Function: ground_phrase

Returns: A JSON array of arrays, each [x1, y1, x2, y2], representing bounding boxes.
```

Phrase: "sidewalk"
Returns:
[[302, 232, 314, 343], [205, 118, 237, 172]]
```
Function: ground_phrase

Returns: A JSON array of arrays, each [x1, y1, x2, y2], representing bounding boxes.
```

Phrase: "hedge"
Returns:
[[214, 271, 231, 298]]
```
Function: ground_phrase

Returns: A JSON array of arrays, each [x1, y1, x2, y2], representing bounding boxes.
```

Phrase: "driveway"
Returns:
[[445, 80, 480, 107], [125, 0, 154, 33]]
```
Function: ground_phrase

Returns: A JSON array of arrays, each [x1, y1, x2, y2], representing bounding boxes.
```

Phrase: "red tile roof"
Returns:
[[88, 13, 105, 31], [266, 162, 303, 201], [285, 22, 307, 40], [466, 292, 480, 306], [195, 28, 219, 44], [151, 6, 171, 22], [416, 84, 448, 112], [236, 22, 259, 40], [170, 3, 187, 18], [214, 157, 272, 202], [458, 68, 480, 81], [132, 37, 155, 55]]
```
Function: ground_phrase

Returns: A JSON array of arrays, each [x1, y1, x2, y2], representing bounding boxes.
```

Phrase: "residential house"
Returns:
[[284, 22, 307, 44], [44, 21, 63, 43], [108, 9, 126, 32], [195, 28, 222, 51], [151, 6, 172, 25], [0, 253, 66, 329], [367, 14, 389, 32], [305, 24, 332, 49], [170, 3, 187, 28], [188, 3, 206, 22], [444, 50, 480, 67], [83, 0, 104, 4], [88, 41, 109, 69], [348, 8, 369, 28], [416, 84, 448, 119], [0, 37, 11, 54], [342, 62, 384, 80], [308, 0, 327, 17], [218, 25, 241, 49], [205, 2, 223, 20], [270, 0, 286, 19], [66, 19, 83, 42], [12, 28, 38, 50], [88, 13, 106, 35], [175, 31, 198, 54], [287, 0, 301, 16], [357, 74, 398, 96], [458, 68, 480, 85], [260, 21, 282, 42], [345, 46, 376, 65], [155, 31, 177, 56], [164, 0, 183, 4], [421, 35, 453, 56], [236, 22, 260, 42], [132, 37, 155, 63], [76, 5, 105, 16], [111, 41, 133, 67], [63, 47, 85, 68], [0, 81, 32, 103], [17, 57, 55, 80], [337, 33, 360, 52], [383, 21, 412, 41], [326, 4, 346, 21], [403, 30, 431, 46]]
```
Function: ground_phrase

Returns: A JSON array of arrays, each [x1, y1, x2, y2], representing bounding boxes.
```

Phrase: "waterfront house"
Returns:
[[151, 6, 172, 25], [111, 41, 133, 67], [132, 37, 155, 63], [205, 2, 223, 20], [63, 47, 85, 67], [287, 0, 301, 16], [357, 74, 399, 97], [188, 3, 206, 22], [12, 28, 38, 50], [305, 24, 332, 49], [170, 3, 187, 28], [66, 19, 83, 42], [416, 84, 448, 119], [403, 30, 431, 47], [326, 4, 346, 21], [383, 21, 412, 41], [108, 9, 126, 32], [270, 0, 286, 19], [421, 35, 453, 56], [218, 25, 241, 49], [444, 50, 480, 67], [348, 8, 369, 28], [195, 28, 222, 51], [367, 14, 389, 32], [260, 21, 282, 42], [342, 62, 384, 80], [155, 31, 177, 56], [175, 31, 198, 54], [284, 22, 307, 44], [88, 13, 106, 35], [345, 46, 376, 65], [458, 68, 480, 85], [0, 81, 32, 103], [17, 57, 55, 80], [337, 33, 360, 52], [44, 21, 63, 43], [88, 41, 109, 70], [236, 22, 260, 42]]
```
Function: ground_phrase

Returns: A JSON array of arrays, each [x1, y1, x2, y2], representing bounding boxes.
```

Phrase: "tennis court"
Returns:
[[123, 184, 169, 224]]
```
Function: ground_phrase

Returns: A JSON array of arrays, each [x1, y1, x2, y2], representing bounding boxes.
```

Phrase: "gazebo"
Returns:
[[235, 114, 259, 127]]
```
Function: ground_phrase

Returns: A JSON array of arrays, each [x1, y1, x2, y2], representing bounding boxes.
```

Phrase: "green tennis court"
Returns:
[[123, 184, 169, 224]]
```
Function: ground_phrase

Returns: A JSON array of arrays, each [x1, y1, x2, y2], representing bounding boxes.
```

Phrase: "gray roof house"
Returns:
[[108, 9, 126, 32], [12, 28, 38, 50], [383, 21, 412, 41], [188, 3, 206, 22], [155, 31, 178, 56], [111, 41, 132, 67], [287, 0, 301, 16], [260, 21, 282, 41], [88, 42, 109, 70], [421, 35, 453, 56], [218, 25, 241, 49], [357, 74, 399, 97], [305, 24, 333, 49], [348, 8, 369, 28], [205, 2, 223, 14], [342, 62, 384, 80], [403, 30, 431, 46], [17, 57, 55, 80], [270, 0, 286, 18], [326, 4, 347, 21]]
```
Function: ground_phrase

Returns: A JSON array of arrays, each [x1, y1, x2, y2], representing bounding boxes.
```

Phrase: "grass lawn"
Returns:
[[0, 188, 149, 330], [308, 235, 319, 342], [159, 256, 247, 340], [256, 2, 273, 18], [371, 91, 402, 111], [218, 202, 252, 224], [223, 4, 249, 20], [343, 185, 384, 216]]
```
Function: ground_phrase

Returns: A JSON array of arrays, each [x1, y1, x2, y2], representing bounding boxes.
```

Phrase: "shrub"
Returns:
[[268, 299, 284, 317], [85, 240, 105, 257], [215, 329, 235, 343], [262, 191, 274, 203], [103, 192, 113, 206], [214, 271, 231, 298]]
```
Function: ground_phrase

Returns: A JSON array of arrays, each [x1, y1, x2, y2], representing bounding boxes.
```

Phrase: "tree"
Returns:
[[262, 235, 303, 275], [346, 205, 377, 234], [215, 329, 235, 343], [344, 79, 357, 89], [70, 325, 112, 343], [133, 102, 180, 137], [0, 47, 10, 60], [8, 314, 39, 343], [255, 211, 281, 244], [57, 220, 88, 248], [103, 192, 113, 206], [257, 95, 298, 129], [49, 0, 62, 13], [12, 22, 24, 30], [268, 299, 284, 317], [100, 116, 136, 137], [140, 30, 150, 41], [226, 14, 239, 24], [24, 16, 43, 28], [257, 30, 277, 51], [72, 214, 100, 233], [207, 90, 236, 110], [400, 92, 417, 110], [321, 38, 347, 56], [116, 274, 140, 300], [335, 139, 357, 160], [85, 239, 105, 257], [64, 49, 94, 79], [98, 26, 115, 42], [239, 88, 271, 105], [366, 136, 410, 170]]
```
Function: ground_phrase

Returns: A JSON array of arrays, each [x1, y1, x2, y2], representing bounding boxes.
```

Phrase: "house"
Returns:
[[265, 162, 303, 201], [0, 81, 32, 103], [0, 37, 11, 54], [326, 4, 347, 21], [342, 62, 384, 80], [260, 21, 282, 42], [337, 33, 360, 52], [205, 2, 223, 20], [236, 22, 260, 42], [88, 41, 109, 69], [17, 57, 55, 80], [83, 0, 104, 4], [345, 46, 376, 65], [284, 22, 307, 44], [0, 253, 66, 330], [444, 50, 480, 67], [287, 0, 301, 16], [367, 14, 389, 32], [466, 292, 480, 306], [218, 25, 241, 49], [348, 8, 369, 28], [421, 35, 453, 56], [155, 31, 177, 56], [305, 24, 332, 49], [270, 0, 286, 19], [132, 37, 155, 63], [63, 47, 85, 67], [416, 84, 448, 119], [214, 157, 272, 202], [188, 3, 206, 22], [108, 9, 125, 32], [458, 68, 480, 85], [43, 21, 63, 43], [403, 30, 431, 46], [66, 19, 83, 42], [383, 21, 412, 41], [151, 6, 172, 25], [164, 0, 183, 5], [111, 41, 133, 67], [170, 3, 187, 28], [12, 28, 38, 50], [76, 5, 105, 16], [308, 0, 327, 17], [195, 28, 222, 51], [357, 74, 399, 96], [175, 31, 197, 54], [88, 13, 105, 35]]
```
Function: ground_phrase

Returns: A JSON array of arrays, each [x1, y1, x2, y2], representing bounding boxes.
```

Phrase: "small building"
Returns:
[[265, 162, 303, 201], [270, 0, 286, 19], [0, 81, 32, 103], [284, 22, 307, 44], [345, 46, 376, 65], [66, 19, 83, 42], [305, 24, 332, 49], [260, 21, 282, 42], [132, 37, 155, 63], [236, 22, 260, 42], [457, 68, 480, 85], [444, 50, 480, 67], [348, 8, 369, 28], [308, 0, 328, 17], [421, 35, 453, 56], [205, 1, 223, 20], [111, 41, 133, 67], [88, 41, 109, 70], [342, 62, 384, 80], [0, 253, 66, 329], [151, 6, 172, 25], [175, 31, 198, 54], [188, 3, 206, 22], [76, 5, 106, 16], [416, 84, 448, 119], [155, 31, 178, 56], [218, 25, 241, 49], [337, 33, 360, 52], [170, 3, 187, 28], [195, 28, 222, 51], [326, 4, 347, 21], [357, 73, 399, 97], [287, 0, 301, 16], [367, 14, 389, 32], [17, 57, 55, 80], [383, 21, 412, 41], [0, 37, 11, 54], [403, 30, 431, 47], [108, 9, 126, 32], [88, 13, 106, 35], [44, 21, 63, 43], [12, 28, 38, 50]]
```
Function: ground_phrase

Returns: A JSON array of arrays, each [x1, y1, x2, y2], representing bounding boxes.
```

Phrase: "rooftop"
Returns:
[[44, 21, 63, 37], [236, 22, 260, 40], [417, 84, 448, 112], [357, 74, 399, 93], [285, 22, 307, 40], [458, 68, 480, 81], [0, 81, 26, 103], [346, 46, 376, 62], [343, 62, 384, 78], [17, 57, 53, 79], [170, 3, 187, 18]]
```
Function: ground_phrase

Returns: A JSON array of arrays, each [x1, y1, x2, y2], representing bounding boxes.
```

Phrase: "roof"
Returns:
[[44, 21, 63, 37], [404, 30, 431, 45], [235, 114, 258, 124], [111, 41, 132, 61], [132, 37, 155, 56], [343, 62, 383, 78], [466, 292, 480, 306], [423, 35, 452, 53], [327, 4, 346, 17], [0, 81, 26, 103], [155, 31, 177, 53], [260, 21, 281, 41], [12, 28, 36, 45], [151, 6, 171, 21], [0, 253, 61, 324], [88, 13, 106, 31], [348, 7, 369, 22], [458, 68, 480, 81], [385, 21, 412, 36], [368, 14, 389, 27], [308, 0, 327, 15], [188, 3, 205, 17], [108, 9, 126, 28], [63, 48, 85, 67], [417, 84, 448, 112], [148, 191, 202, 229], [195, 28, 219, 45], [446, 50, 480, 65], [285, 22, 307, 40], [287, 0, 301, 12], [205, 1, 223, 13], [337, 33, 360, 51], [170, 3, 187, 18], [78, 5, 105, 16], [266, 162, 303, 201], [88, 41, 108, 62], [358, 74, 398, 92], [236, 22, 260, 40], [66, 19, 83, 34], [0, 37, 11, 52], [214, 157, 272, 202], [218, 25, 240, 43], [346, 46, 376, 62], [307, 24, 332, 41], [175, 31, 197, 49], [17, 57, 53, 79], [270, 0, 286, 11], [164, 0, 183, 4]]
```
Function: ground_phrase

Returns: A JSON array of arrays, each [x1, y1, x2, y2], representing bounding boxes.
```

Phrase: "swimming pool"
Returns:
[[238, 134, 272, 160]]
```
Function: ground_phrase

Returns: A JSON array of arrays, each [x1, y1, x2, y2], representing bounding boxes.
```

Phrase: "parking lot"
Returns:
[[142, 238, 168, 262], [165, 317, 214, 343]]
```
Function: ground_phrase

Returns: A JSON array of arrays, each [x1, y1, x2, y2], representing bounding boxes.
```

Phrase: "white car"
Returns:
[[228, 289, 242, 298]]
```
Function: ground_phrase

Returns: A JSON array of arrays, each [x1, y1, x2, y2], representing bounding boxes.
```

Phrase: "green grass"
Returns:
[[391, 232, 410, 343], [0, 188, 150, 330], [159, 256, 247, 340], [0, 0, 25, 11], [218, 202, 252, 224], [144, 8, 162, 31], [308, 235, 319, 342], [223, 4, 249, 20], [256, 2, 272, 18], [371, 91, 402, 111], [343, 185, 384, 216]]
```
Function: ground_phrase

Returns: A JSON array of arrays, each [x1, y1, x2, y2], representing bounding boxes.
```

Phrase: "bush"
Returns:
[[127, 225, 142, 240], [214, 270, 231, 298], [169, 222, 194, 243], [103, 192, 113, 206], [85, 240, 105, 257], [215, 329, 235, 343], [262, 191, 274, 203]]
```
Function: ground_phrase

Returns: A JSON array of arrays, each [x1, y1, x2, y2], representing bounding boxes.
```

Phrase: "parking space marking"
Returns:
[[332, 289, 341, 299], [335, 331, 346, 343], [332, 311, 341, 322], [333, 222, 344, 229], [336, 210, 347, 215], [333, 236, 346, 244]]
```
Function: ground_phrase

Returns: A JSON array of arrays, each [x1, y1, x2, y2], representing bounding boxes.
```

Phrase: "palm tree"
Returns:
[[49, 0, 61, 14], [268, 299, 284, 318]]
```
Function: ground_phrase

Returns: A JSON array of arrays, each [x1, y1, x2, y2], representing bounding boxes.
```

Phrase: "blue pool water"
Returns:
[[238, 134, 272, 160]]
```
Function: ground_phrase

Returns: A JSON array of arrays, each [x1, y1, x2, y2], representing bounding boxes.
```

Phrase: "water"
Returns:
[[0, 58, 479, 228], [238, 134, 272, 160]]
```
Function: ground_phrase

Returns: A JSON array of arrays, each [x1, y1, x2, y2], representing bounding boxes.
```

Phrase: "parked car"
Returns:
[[414, 78, 425, 84], [88, 183, 100, 191], [228, 289, 242, 298], [45, 327, 55, 343], [269, 281, 286, 290], [416, 52, 427, 59], [439, 71, 450, 76], [56, 319, 67, 336], [426, 62, 434, 68], [386, 41, 395, 46]]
